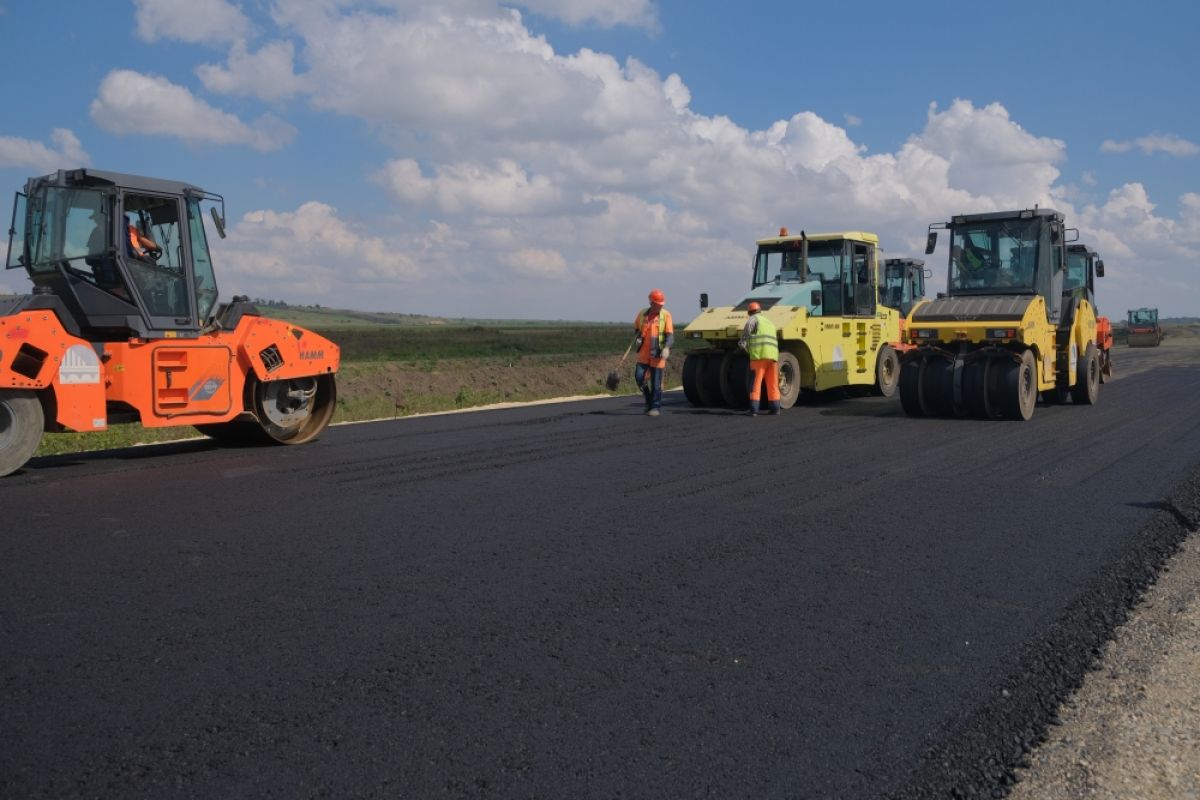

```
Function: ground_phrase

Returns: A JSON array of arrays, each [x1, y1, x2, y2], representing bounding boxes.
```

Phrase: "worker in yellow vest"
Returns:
[[740, 301, 780, 416], [634, 289, 673, 417]]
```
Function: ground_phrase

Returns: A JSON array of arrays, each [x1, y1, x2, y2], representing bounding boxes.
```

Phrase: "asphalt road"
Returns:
[[3, 343, 1200, 799]]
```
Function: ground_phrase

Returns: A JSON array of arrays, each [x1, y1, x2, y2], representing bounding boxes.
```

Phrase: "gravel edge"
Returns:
[[893, 467, 1200, 799], [1008, 531, 1200, 798]]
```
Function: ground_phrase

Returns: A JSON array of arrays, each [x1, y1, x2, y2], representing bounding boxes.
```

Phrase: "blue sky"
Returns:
[[1, 0, 1198, 320]]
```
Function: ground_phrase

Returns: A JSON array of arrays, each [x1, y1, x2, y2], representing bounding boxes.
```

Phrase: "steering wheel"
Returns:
[[145, 246, 163, 261]]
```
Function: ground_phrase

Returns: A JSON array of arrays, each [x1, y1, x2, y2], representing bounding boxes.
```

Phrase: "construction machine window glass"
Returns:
[[883, 261, 925, 313], [24, 187, 111, 279], [6, 193, 28, 270], [186, 197, 219, 321], [949, 219, 1042, 293], [123, 193, 189, 319], [1065, 248, 1088, 294], [752, 239, 850, 316]]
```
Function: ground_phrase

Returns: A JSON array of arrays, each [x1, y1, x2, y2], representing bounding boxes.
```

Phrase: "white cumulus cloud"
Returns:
[[133, 0, 251, 44], [213, 202, 424, 302], [0, 129, 89, 171], [514, 0, 658, 29], [196, 40, 307, 101], [499, 247, 568, 277], [1100, 133, 1199, 158], [1074, 184, 1200, 309], [910, 100, 1066, 208], [376, 158, 562, 215], [90, 70, 295, 152]]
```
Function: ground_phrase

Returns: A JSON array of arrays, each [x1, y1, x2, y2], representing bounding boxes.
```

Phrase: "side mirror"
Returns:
[[1095, 260, 1105, 277], [699, 292, 708, 310], [925, 232, 937, 254], [210, 206, 227, 240], [811, 289, 822, 307]]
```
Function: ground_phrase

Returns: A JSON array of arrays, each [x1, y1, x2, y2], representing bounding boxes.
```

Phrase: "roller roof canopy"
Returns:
[[756, 231, 880, 246], [948, 208, 1063, 224], [24, 168, 208, 198]]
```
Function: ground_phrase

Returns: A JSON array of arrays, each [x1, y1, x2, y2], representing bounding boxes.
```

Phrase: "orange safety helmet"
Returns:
[[648, 288, 665, 305], [747, 301, 761, 313]]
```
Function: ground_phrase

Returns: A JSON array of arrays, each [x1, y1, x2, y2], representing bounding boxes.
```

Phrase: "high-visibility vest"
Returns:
[[963, 246, 984, 270], [746, 314, 778, 361], [636, 307, 672, 352]]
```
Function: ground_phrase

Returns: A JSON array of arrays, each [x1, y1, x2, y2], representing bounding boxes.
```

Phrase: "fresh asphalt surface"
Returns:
[[3, 345, 1200, 799]]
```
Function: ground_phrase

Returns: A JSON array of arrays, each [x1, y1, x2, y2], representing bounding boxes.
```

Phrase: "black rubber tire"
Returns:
[[719, 350, 751, 409], [1000, 350, 1037, 421], [0, 390, 45, 478], [898, 357, 924, 417], [964, 359, 990, 419], [1071, 343, 1100, 405], [699, 353, 725, 407], [875, 345, 900, 398], [682, 353, 706, 406], [921, 357, 955, 417], [776, 351, 802, 409]]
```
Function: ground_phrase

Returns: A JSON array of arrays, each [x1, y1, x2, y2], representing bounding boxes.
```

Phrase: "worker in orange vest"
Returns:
[[125, 213, 161, 262], [740, 301, 780, 415], [634, 289, 673, 417]]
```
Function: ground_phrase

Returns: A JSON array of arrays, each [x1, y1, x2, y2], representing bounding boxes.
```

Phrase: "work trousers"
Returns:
[[635, 362, 663, 410], [749, 359, 780, 402]]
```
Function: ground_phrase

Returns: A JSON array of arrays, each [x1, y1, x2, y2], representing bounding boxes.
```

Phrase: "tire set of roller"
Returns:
[[898, 344, 1100, 421], [681, 345, 900, 410], [683, 350, 792, 410]]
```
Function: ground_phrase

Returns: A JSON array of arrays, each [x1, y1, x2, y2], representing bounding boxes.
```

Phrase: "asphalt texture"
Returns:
[[3, 345, 1200, 799]]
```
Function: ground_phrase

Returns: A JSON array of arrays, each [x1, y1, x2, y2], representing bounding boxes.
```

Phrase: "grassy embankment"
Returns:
[[34, 307, 653, 456]]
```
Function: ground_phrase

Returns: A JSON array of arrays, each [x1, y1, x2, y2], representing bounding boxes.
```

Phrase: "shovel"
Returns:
[[605, 336, 639, 391]]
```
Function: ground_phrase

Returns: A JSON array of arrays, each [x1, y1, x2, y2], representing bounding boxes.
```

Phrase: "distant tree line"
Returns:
[[250, 298, 324, 310]]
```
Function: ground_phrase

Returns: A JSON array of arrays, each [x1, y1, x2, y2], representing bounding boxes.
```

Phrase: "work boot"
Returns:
[[746, 401, 759, 417], [767, 401, 781, 415], [646, 408, 660, 417]]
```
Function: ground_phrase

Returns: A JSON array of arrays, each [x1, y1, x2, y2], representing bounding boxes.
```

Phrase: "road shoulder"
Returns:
[[1010, 531, 1200, 798]]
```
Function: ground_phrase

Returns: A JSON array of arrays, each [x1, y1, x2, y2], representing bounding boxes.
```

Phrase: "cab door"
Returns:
[[847, 243, 876, 317], [120, 192, 197, 334]]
